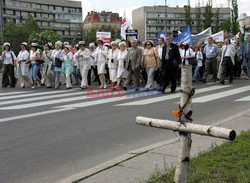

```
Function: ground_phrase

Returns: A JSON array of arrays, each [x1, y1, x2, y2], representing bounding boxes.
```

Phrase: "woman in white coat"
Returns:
[[95, 39, 108, 89], [16, 42, 31, 88], [108, 41, 119, 88], [75, 41, 91, 89], [116, 42, 128, 88]]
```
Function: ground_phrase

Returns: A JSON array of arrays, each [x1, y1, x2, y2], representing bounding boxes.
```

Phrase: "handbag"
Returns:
[[188, 49, 196, 65], [55, 51, 63, 68], [36, 60, 45, 66]]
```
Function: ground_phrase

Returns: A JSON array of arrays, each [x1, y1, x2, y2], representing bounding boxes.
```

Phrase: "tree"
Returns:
[[4, 16, 40, 53], [29, 30, 62, 49], [214, 8, 220, 32], [221, 18, 231, 33], [195, 0, 202, 33], [84, 29, 96, 46], [203, 0, 213, 29], [184, 0, 191, 30], [231, 0, 240, 35]]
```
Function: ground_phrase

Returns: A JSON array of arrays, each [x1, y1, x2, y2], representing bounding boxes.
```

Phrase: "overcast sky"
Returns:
[[74, 0, 250, 22]]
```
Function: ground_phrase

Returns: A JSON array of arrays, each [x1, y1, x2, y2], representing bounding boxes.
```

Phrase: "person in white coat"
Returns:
[[108, 41, 119, 88], [116, 42, 128, 88], [16, 42, 31, 88], [51, 41, 64, 89], [95, 39, 108, 89], [75, 41, 91, 89], [218, 38, 236, 84]]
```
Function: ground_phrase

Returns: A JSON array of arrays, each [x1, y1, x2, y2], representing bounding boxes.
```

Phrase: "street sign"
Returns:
[[126, 29, 138, 41]]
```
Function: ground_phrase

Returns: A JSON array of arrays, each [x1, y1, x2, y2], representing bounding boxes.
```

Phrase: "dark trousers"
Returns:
[[233, 59, 242, 78], [221, 57, 233, 82], [87, 69, 91, 85], [72, 66, 81, 85], [2, 64, 15, 87], [160, 66, 177, 93], [91, 66, 101, 85], [203, 57, 218, 81]]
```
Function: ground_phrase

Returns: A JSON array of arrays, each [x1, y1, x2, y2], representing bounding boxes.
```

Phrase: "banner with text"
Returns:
[[192, 27, 212, 44], [96, 32, 111, 44], [172, 25, 193, 44]]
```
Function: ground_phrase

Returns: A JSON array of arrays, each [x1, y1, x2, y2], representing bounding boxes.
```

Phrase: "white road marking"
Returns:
[[235, 96, 250, 102], [116, 85, 232, 106], [192, 86, 250, 103], [0, 91, 31, 97], [0, 108, 75, 123], [0, 89, 81, 101]]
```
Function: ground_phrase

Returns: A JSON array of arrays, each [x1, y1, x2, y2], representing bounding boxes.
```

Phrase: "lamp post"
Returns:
[[165, 0, 167, 34], [0, 0, 4, 44]]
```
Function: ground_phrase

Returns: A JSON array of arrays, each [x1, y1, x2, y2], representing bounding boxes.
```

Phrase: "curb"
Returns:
[[56, 108, 250, 183]]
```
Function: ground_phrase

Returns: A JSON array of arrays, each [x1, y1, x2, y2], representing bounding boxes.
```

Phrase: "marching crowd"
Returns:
[[1, 34, 250, 93]]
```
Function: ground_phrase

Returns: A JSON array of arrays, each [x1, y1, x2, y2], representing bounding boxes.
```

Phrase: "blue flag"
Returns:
[[172, 25, 193, 44]]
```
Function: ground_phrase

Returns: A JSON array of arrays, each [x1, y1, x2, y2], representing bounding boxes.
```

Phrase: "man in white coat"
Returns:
[[75, 41, 91, 89], [218, 38, 236, 84]]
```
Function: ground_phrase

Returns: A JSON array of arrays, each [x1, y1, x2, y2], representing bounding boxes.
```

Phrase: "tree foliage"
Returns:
[[203, 0, 213, 29], [195, 0, 202, 33], [4, 16, 40, 53], [231, 0, 240, 35], [29, 30, 62, 49], [184, 0, 192, 30], [214, 8, 220, 32], [84, 29, 97, 46]]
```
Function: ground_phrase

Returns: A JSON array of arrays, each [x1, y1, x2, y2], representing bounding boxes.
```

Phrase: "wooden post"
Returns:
[[135, 65, 236, 183], [174, 65, 193, 183]]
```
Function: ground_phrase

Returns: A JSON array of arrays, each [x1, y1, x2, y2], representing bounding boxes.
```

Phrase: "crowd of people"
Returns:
[[1, 34, 250, 93]]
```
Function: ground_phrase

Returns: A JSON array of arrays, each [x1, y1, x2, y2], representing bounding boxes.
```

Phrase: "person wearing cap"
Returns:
[[41, 43, 54, 88], [28, 43, 41, 89], [141, 40, 160, 90], [202, 37, 219, 83], [75, 41, 91, 89], [89, 43, 100, 85], [108, 41, 119, 88], [61, 45, 74, 89], [95, 39, 108, 89], [1, 43, 17, 88], [123, 39, 142, 88], [16, 42, 32, 88], [72, 44, 81, 86], [51, 41, 64, 89], [115, 42, 128, 88]]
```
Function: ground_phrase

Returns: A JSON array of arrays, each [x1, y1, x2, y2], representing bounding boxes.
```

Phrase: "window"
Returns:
[[57, 31, 63, 35], [69, 8, 76, 13], [65, 31, 69, 36], [70, 31, 77, 36], [64, 8, 69, 13], [21, 2, 30, 8], [36, 4, 41, 9], [36, 13, 41, 18], [15, 11, 20, 16], [41, 5, 48, 10], [5, 10, 14, 15], [21, 12, 28, 17], [42, 22, 48, 27], [37, 21, 41, 26], [42, 14, 48, 19], [55, 6, 63, 12], [100, 15, 104, 22], [49, 6, 54, 11], [107, 16, 111, 22], [16, 19, 21, 24], [5, 0, 14, 6], [29, 12, 35, 17], [49, 14, 54, 19]]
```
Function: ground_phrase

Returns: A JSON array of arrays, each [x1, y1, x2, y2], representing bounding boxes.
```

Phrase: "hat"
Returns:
[[31, 43, 38, 47], [78, 41, 86, 46], [3, 42, 11, 47], [64, 42, 69, 46], [96, 39, 104, 44], [119, 41, 126, 47], [64, 45, 71, 50], [89, 43, 95, 48], [47, 42, 53, 47], [74, 44, 79, 48], [55, 41, 62, 47], [21, 42, 28, 47]]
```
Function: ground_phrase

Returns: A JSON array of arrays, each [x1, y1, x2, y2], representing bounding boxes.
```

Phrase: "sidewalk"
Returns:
[[57, 109, 250, 183]]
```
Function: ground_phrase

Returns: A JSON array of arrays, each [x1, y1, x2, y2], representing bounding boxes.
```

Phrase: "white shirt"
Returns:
[[1, 51, 16, 65], [181, 48, 195, 65], [157, 45, 164, 60], [90, 50, 96, 66], [95, 46, 108, 63], [117, 50, 128, 67], [17, 50, 29, 61], [224, 44, 235, 57], [108, 48, 119, 69]]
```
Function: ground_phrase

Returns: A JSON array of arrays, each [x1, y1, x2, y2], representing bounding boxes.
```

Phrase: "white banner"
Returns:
[[192, 27, 212, 44], [212, 31, 224, 43]]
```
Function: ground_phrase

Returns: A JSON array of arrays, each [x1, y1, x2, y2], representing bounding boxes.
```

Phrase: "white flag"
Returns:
[[120, 10, 133, 40], [212, 31, 224, 43]]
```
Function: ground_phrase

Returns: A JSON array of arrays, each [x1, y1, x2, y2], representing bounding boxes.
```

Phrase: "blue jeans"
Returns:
[[243, 58, 250, 76], [193, 65, 201, 81], [30, 62, 39, 81]]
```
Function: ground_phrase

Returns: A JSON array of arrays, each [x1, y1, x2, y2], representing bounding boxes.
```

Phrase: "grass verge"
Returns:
[[145, 130, 250, 183]]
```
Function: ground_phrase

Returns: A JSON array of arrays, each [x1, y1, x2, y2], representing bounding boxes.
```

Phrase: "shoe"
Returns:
[[229, 80, 233, 84], [201, 79, 207, 83], [1, 85, 7, 88], [170, 90, 176, 93], [81, 86, 86, 89], [21, 86, 25, 88], [32, 85, 36, 89], [41, 83, 45, 86], [47, 86, 52, 88], [219, 80, 225, 84], [66, 87, 72, 90]]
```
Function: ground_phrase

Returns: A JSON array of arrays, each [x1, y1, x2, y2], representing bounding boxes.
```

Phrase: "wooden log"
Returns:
[[136, 117, 236, 141]]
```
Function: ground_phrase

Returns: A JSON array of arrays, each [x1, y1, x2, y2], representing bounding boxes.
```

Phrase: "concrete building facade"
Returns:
[[239, 13, 250, 34], [2, 0, 82, 42], [132, 6, 231, 41], [83, 11, 121, 40]]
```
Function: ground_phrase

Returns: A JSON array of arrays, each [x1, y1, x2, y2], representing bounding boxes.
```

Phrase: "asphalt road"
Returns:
[[0, 79, 249, 183]]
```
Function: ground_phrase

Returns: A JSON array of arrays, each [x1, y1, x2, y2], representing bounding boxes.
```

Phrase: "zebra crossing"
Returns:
[[0, 84, 249, 123]]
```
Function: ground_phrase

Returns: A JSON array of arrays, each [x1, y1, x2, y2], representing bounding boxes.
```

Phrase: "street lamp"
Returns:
[[165, 0, 167, 34], [0, 0, 4, 44]]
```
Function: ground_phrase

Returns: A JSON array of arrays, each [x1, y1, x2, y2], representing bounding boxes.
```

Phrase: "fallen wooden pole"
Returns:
[[136, 116, 236, 141]]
